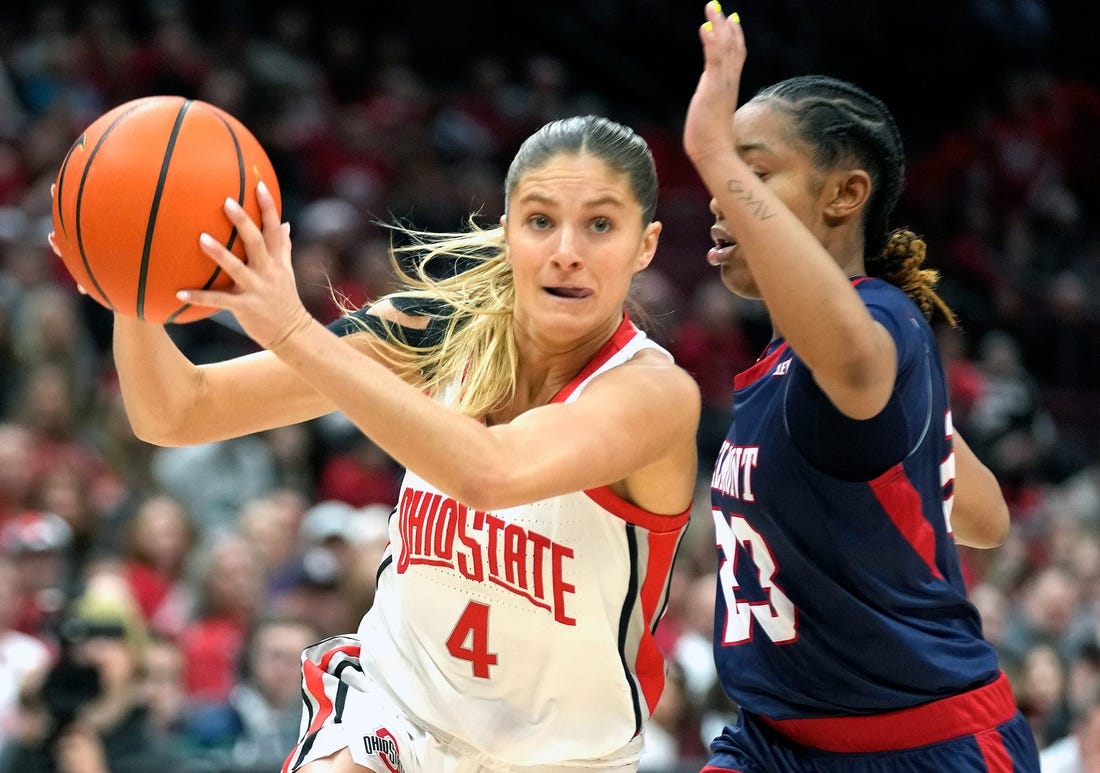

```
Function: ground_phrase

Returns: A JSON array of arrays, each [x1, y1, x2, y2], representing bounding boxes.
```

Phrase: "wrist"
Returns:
[[267, 305, 313, 353]]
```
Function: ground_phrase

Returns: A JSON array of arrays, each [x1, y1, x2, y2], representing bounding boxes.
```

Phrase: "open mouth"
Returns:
[[545, 286, 593, 299], [707, 237, 737, 266], [708, 225, 738, 266]]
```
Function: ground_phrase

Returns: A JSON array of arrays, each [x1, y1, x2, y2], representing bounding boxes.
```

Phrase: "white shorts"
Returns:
[[283, 635, 643, 773]]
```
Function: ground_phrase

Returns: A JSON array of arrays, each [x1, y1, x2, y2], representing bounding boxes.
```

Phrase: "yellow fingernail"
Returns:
[[703, 20, 713, 31], [711, 1, 722, 11], [732, 11, 740, 23]]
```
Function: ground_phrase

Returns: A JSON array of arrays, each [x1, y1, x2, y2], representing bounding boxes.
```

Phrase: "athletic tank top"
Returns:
[[359, 317, 691, 764]]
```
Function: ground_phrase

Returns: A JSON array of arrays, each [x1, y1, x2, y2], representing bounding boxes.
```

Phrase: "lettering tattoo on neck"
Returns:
[[727, 178, 777, 221]]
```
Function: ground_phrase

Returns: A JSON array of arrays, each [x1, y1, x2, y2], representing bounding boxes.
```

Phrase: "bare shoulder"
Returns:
[[628, 345, 700, 383], [593, 347, 700, 513], [587, 346, 701, 412]]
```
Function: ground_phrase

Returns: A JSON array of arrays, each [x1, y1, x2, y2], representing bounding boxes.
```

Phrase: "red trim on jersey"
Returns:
[[732, 278, 867, 393], [734, 342, 790, 390], [635, 528, 684, 713], [869, 462, 945, 581], [759, 672, 1017, 752], [555, 312, 689, 533], [293, 643, 362, 764], [551, 315, 638, 404], [976, 727, 1013, 772], [633, 625, 665, 717], [546, 313, 686, 716], [583, 485, 690, 533]]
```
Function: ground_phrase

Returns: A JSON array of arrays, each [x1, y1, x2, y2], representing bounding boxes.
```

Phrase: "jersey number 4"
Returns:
[[446, 601, 499, 678], [712, 509, 798, 646]]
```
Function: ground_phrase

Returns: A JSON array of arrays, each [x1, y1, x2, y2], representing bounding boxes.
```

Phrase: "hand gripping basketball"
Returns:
[[50, 96, 281, 324], [182, 181, 312, 352]]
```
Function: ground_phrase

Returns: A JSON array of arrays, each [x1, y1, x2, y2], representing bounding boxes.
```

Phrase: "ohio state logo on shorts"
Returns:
[[362, 727, 403, 773]]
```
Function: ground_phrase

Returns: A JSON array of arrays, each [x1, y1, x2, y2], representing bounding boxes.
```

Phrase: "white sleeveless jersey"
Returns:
[[357, 317, 690, 766]]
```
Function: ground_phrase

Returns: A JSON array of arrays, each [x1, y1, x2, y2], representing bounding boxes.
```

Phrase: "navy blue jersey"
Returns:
[[710, 277, 1000, 720]]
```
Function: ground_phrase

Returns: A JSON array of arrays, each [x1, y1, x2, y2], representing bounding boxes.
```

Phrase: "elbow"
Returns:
[[814, 351, 893, 420], [837, 342, 887, 392], [956, 532, 1005, 552], [980, 505, 1012, 549], [117, 372, 208, 447], [448, 460, 522, 512], [120, 393, 195, 447], [959, 529, 1009, 551], [127, 415, 188, 447], [970, 473, 1013, 549], [954, 503, 1011, 550]]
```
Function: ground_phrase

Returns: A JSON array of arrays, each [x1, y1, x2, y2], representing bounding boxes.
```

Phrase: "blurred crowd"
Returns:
[[0, 2, 1098, 772]]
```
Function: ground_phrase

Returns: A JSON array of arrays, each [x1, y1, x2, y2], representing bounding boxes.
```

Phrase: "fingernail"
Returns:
[[177, 290, 191, 301], [710, 0, 722, 11], [258, 180, 269, 197], [704, 20, 714, 30], [732, 11, 740, 23], [199, 232, 216, 247], [225, 197, 240, 211]]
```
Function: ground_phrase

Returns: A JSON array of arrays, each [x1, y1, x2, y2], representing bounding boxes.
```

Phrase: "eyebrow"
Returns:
[[735, 141, 773, 155], [517, 192, 627, 209]]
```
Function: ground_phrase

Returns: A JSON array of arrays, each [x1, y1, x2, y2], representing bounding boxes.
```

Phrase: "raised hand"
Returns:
[[683, 1, 745, 164], [179, 180, 312, 351]]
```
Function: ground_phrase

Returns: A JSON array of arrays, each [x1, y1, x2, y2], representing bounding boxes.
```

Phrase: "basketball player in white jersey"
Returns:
[[80, 115, 700, 772]]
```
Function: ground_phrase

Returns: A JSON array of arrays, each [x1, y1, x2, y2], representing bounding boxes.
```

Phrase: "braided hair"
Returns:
[[750, 76, 956, 324]]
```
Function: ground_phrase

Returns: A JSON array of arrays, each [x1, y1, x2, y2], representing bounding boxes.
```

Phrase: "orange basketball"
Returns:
[[51, 96, 281, 324]]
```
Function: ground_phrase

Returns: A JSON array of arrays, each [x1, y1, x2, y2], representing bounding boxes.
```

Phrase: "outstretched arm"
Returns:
[[176, 184, 700, 514], [46, 227, 428, 446], [682, 3, 897, 420], [108, 304, 431, 446], [110, 315, 338, 445]]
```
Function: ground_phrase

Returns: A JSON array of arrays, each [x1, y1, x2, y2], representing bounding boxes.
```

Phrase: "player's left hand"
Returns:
[[181, 180, 312, 351], [47, 184, 87, 295]]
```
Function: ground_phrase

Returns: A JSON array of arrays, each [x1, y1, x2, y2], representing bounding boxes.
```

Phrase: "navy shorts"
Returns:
[[703, 673, 1040, 772]]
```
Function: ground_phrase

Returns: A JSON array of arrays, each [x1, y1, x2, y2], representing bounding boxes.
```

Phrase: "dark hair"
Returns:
[[750, 76, 955, 323], [504, 115, 658, 224]]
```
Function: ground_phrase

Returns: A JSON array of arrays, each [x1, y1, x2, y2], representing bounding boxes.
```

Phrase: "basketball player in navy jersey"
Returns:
[[681, 3, 1041, 771]]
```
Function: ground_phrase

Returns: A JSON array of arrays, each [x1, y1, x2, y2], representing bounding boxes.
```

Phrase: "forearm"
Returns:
[[696, 152, 881, 372], [271, 318, 506, 506], [112, 315, 205, 444]]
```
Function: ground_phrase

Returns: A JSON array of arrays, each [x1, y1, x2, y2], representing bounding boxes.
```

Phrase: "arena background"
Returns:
[[0, 2, 1097, 771]]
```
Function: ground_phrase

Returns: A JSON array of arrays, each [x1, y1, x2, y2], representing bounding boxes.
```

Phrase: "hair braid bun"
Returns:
[[869, 229, 957, 325]]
